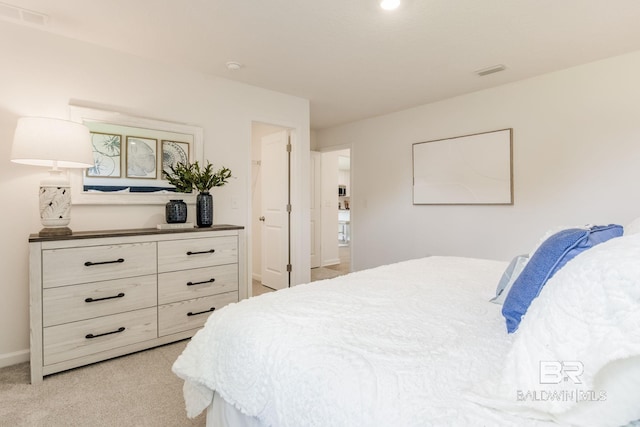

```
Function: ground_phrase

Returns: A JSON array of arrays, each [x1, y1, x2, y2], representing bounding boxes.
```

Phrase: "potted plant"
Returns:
[[162, 162, 192, 224], [164, 161, 232, 227]]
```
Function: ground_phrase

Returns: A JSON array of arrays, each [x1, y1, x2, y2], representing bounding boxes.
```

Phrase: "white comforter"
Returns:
[[471, 233, 640, 427], [173, 256, 557, 426]]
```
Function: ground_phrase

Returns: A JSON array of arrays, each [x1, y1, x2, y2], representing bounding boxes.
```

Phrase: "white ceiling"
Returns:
[[4, 0, 640, 129]]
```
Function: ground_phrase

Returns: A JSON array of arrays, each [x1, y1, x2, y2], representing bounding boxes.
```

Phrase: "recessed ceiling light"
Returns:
[[380, 0, 400, 11], [226, 61, 242, 71]]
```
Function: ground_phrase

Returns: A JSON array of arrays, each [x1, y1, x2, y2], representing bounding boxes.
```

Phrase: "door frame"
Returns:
[[309, 150, 322, 269], [248, 119, 311, 296], [316, 143, 353, 273]]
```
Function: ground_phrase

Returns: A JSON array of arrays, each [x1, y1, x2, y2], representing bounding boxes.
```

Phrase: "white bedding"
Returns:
[[173, 256, 560, 427], [472, 233, 640, 427]]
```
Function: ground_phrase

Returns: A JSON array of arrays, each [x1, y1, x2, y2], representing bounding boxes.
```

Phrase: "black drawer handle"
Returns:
[[187, 307, 215, 317], [85, 326, 125, 339], [187, 278, 215, 286], [186, 249, 215, 256], [85, 292, 125, 303], [84, 258, 125, 267]]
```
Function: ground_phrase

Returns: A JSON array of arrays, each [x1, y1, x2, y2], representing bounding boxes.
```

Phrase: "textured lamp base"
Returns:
[[39, 170, 73, 237], [39, 227, 72, 237]]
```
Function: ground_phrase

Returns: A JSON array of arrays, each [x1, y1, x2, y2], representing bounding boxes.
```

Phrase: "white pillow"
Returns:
[[624, 217, 640, 235], [476, 232, 640, 427], [552, 356, 640, 427], [490, 254, 529, 305]]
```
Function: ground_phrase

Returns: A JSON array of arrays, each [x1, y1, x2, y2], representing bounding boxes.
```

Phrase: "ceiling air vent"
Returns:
[[475, 64, 506, 77], [0, 2, 49, 26]]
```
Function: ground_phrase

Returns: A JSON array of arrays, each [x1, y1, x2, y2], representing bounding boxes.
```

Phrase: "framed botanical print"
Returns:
[[162, 140, 190, 178], [87, 132, 122, 178], [126, 136, 158, 179]]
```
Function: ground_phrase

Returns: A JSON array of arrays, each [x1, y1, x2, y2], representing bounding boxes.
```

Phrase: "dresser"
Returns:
[[28, 225, 245, 384]]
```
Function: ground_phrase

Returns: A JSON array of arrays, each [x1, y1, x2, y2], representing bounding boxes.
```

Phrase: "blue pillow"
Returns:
[[502, 224, 623, 333]]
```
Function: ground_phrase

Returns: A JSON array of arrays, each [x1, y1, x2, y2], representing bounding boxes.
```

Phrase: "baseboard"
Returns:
[[0, 349, 29, 368], [322, 258, 340, 267], [252, 272, 262, 282]]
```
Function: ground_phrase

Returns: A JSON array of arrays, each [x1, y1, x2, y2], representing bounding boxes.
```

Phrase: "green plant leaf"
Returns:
[[163, 160, 232, 193]]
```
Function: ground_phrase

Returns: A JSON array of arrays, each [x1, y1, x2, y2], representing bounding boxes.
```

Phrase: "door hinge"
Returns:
[[286, 142, 292, 153], [286, 264, 292, 272], [286, 203, 292, 213]]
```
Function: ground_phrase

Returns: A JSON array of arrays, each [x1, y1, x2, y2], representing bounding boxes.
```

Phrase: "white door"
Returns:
[[261, 130, 290, 290], [310, 151, 321, 268]]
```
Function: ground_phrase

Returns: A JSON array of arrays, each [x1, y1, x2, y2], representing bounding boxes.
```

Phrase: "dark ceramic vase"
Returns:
[[165, 199, 187, 223], [197, 192, 213, 227]]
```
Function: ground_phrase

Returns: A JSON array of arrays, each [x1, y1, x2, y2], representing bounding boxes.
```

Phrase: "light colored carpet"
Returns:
[[0, 340, 204, 427], [312, 245, 351, 280], [252, 266, 344, 292], [1, 247, 352, 426], [310, 267, 343, 281], [253, 245, 351, 292]]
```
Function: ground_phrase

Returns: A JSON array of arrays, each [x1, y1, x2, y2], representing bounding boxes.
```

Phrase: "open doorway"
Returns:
[[310, 148, 351, 281]]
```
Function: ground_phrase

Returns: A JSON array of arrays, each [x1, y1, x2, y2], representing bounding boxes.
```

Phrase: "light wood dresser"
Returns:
[[28, 225, 245, 384]]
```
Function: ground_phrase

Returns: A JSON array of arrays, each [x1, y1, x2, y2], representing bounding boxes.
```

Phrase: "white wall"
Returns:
[[317, 50, 640, 271], [0, 21, 309, 366]]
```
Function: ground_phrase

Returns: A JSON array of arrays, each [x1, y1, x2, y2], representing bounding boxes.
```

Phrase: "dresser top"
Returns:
[[29, 224, 244, 242]]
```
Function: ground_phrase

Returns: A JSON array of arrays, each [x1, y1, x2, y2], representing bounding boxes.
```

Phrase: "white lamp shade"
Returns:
[[11, 117, 93, 168]]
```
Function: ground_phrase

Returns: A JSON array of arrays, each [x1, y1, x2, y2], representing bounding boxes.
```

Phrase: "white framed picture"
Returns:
[[413, 128, 513, 205]]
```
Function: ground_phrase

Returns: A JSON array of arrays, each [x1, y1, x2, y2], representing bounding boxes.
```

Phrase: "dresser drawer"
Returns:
[[158, 236, 237, 273], [43, 307, 157, 366], [158, 292, 238, 336], [43, 275, 157, 327], [42, 242, 157, 288], [158, 264, 238, 305]]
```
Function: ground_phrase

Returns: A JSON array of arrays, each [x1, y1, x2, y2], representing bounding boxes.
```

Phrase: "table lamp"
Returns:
[[11, 117, 93, 236]]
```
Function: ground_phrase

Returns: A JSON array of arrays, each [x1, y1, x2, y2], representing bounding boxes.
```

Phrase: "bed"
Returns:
[[173, 224, 640, 427]]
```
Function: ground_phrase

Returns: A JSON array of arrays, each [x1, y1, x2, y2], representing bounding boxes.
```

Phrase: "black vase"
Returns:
[[165, 199, 187, 223], [197, 191, 213, 227]]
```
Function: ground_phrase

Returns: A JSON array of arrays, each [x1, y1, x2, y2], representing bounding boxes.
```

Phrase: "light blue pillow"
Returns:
[[502, 224, 623, 333], [491, 254, 529, 305]]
